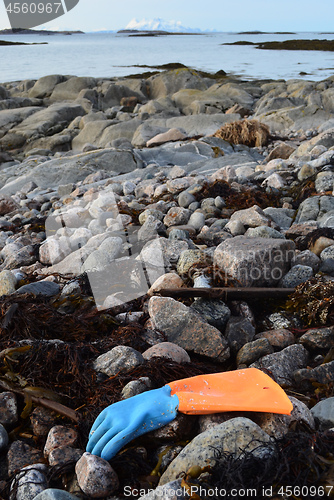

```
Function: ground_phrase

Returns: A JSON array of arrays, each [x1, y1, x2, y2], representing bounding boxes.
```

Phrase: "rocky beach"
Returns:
[[0, 67, 334, 499]]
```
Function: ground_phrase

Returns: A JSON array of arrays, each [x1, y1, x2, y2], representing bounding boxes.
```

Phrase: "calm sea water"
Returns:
[[1, 31, 334, 83]]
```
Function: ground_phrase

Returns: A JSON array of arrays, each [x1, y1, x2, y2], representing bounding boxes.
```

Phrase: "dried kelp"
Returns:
[[209, 429, 334, 499], [195, 180, 281, 211], [286, 277, 334, 326], [0, 293, 117, 342], [213, 119, 270, 147]]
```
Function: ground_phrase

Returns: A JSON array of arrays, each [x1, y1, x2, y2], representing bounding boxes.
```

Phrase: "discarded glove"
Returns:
[[87, 368, 293, 461], [86, 385, 179, 460]]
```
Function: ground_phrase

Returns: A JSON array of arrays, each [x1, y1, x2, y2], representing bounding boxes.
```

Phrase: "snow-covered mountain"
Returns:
[[124, 18, 201, 33]]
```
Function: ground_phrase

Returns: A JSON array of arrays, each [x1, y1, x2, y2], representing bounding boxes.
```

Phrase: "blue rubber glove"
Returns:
[[86, 385, 179, 460]]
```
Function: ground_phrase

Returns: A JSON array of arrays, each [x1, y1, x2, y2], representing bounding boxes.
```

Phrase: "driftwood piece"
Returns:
[[155, 287, 295, 301], [0, 378, 79, 423]]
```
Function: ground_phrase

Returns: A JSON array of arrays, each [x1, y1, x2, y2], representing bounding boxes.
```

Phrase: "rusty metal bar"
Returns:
[[155, 287, 295, 301]]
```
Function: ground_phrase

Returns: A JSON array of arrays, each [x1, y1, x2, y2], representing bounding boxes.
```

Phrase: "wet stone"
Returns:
[[320, 245, 334, 261], [75, 452, 119, 498], [0, 391, 18, 425], [190, 298, 231, 331], [255, 329, 295, 350], [15, 281, 60, 297], [93, 345, 144, 377], [0, 424, 8, 451], [292, 250, 321, 271], [7, 441, 44, 476], [299, 326, 334, 350], [225, 316, 256, 354], [30, 407, 57, 437], [48, 446, 83, 467], [236, 338, 274, 366], [44, 425, 78, 457], [319, 258, 334, 275], [12, 464, 48, 500]]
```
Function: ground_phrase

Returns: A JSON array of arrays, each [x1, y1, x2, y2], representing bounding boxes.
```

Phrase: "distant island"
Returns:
[[223, 39, 334, 51], [0, 39, 48, 45], [236, 31, 296, 35], [0, 28, 84, 35], [118, 29, 202, 37]]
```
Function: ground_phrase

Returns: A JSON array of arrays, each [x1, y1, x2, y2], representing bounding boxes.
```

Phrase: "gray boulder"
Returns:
[[73, 118, 142, 150], [29, 75, 66, 98], [214, 236, 295, 287], [148, 296, 230, 361], [148, 69, 209, 99], [295, 196, 334, 223], [159, 417, 272, 485], [251, 344, 309, 385], [50, 76, 97, 101]]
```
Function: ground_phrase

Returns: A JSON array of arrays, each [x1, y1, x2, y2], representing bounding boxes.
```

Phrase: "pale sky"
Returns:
[[0, 0, 333, 32]]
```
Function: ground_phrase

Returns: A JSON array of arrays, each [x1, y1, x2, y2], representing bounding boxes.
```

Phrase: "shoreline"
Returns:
[[0, 67, 334, 498]]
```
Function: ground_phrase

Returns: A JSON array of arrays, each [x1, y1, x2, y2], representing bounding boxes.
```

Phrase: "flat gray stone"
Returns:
[[15, 281, 60, 297]]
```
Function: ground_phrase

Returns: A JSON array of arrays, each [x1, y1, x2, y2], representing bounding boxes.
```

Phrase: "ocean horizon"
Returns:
[[1, 31, 334, 83]]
